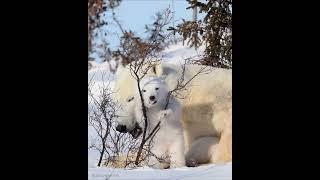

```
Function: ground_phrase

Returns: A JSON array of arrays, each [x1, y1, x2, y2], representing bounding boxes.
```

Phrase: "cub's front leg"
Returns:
[[168, 135, 186, 168], [148, 144, 170, 169]]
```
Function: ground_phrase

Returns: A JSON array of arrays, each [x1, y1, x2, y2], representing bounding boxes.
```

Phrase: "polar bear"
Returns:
[[113, 62, 232, 166], [117, 76, 185, 168], [115, 95, 143, 139]]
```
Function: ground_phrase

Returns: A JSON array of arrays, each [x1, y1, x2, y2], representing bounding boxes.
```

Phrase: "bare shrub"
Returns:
[[88, 7, 214, 169]]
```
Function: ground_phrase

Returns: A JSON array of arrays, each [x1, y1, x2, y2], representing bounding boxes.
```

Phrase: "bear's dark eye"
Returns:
[[143, 90, 146, 92], [155, 87, 159, 90]]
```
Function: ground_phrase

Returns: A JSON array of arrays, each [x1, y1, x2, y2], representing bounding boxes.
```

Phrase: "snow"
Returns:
[[89, 162, 232, 180], [88, 42, 232, 179], [161, 42, 205, 64]]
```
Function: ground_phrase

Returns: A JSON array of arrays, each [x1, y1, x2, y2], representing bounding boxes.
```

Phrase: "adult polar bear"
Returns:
[[113, 62, 232, 166]]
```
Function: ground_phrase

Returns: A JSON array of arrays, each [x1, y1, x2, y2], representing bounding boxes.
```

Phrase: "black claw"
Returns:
[[186, 158, 199, 167], [129, 123, 142, 139], [116, 125, 127, 133]]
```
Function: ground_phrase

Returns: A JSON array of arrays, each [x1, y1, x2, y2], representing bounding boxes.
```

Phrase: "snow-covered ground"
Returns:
[[89, 162, 232, 180], [88, 42, 232, 180]]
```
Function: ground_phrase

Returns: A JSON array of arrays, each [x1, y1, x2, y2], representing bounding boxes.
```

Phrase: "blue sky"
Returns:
[[105, 0, 205, 50]]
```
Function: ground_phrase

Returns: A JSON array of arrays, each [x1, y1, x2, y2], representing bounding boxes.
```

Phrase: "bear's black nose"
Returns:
[[116, 125, 127, 133], [149, 96, 155, 101]]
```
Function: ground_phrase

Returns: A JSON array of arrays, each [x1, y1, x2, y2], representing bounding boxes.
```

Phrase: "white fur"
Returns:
[[134, 76, 185, 168], [113, 62, 232, 166], [185, 137, 219, 165], [116, 96, 137, 131]]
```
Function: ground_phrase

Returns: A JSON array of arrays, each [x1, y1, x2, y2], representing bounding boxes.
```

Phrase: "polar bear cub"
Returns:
[[133, 76, 185, 168]]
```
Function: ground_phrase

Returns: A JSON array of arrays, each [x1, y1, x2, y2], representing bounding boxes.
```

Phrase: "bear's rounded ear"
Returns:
[[159, 75, 166, 80], [115, 63, 125, 76], [150, 63, 164, 76]]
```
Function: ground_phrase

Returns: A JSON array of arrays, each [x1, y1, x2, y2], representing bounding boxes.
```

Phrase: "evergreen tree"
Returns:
[[171, 0, 232, 68]]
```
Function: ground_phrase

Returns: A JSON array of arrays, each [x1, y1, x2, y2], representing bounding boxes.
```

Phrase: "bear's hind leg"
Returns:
[[185, 136, 219, 167], [168, 137, 186, 168]]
